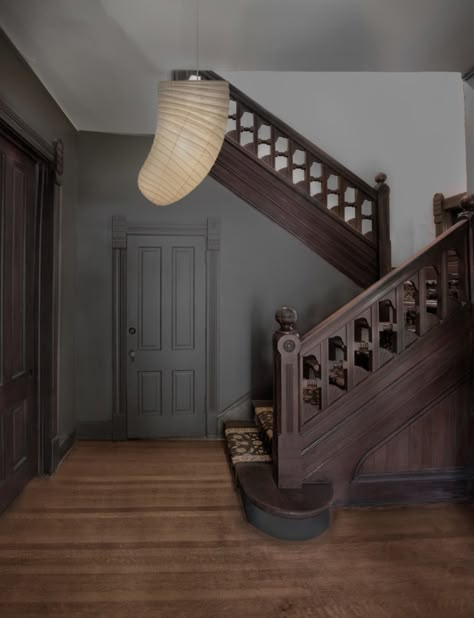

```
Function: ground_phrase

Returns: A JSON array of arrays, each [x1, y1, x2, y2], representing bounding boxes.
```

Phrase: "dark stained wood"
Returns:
[[374, 172, 392, 276], [0, 135, 38, 513], [272, 307, 303, 488], [0, 441, 473, 618], [213, 139, 378, 288], [268, 218, 474, 497], [174, 70, 389, 289], [0, 98, 61, 496], [236, 462, 332, 517], [433, 191, 467, 236]]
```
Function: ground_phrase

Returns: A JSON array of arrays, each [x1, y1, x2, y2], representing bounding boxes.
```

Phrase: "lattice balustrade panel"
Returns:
[[299, 227, 470, 424], [223, 95, 376, 239]]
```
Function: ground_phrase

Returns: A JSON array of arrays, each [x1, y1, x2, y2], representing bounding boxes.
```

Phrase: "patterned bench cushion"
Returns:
[[224, 426, 271, 464]]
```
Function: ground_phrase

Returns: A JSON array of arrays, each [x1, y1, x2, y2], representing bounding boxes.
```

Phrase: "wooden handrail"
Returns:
[[301, 219, 468, 350], [173, 70, 390, 276], [175, 70, 377, 198], [272, 217, 472, 488]]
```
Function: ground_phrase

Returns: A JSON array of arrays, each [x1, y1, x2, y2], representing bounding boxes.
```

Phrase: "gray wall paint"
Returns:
[[77, 132, 361, 424], [0, 32, 77, 440], [465, 78, 474, 194]]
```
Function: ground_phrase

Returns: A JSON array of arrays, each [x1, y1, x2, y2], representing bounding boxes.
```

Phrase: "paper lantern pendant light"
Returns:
[[138, 80, 229, 206]]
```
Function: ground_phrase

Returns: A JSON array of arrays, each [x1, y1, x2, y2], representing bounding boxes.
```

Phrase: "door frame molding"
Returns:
[[112, 217, 221, 438], [0, 98, 63, 474]]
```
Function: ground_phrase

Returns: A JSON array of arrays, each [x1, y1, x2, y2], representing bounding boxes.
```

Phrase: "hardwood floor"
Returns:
[[0, 441, 473, 617]]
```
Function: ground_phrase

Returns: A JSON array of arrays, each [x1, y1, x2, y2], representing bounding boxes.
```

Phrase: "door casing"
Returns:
[[112, 217, 221, 438], [0, 98, 62, 477]]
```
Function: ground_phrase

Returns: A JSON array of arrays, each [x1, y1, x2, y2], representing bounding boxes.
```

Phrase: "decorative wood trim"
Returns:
[[433, 191, 467, 236], [174, 69, 385, 289], [348, 470, 474, 506], [272, 307, 303, 488], [111, 217, 221, 438], [0, 99, 54, 163], [174, 70, 377, 199], [206, 218, 221, 436], [213, 139, 378, 288], [0, 96, 60, 477], [301, 219, 468, 350], [374, 173, 391, 276]]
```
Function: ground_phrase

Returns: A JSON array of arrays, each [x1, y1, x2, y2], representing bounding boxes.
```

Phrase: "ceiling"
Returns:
[[1, 0, 474, 133]]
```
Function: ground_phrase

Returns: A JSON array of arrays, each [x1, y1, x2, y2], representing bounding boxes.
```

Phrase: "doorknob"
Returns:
[[129, 350, 136, 361]]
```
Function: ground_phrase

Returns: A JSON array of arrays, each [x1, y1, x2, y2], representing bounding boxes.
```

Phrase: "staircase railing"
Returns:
[[173, 70, 391, 280], [273, 213, 474, 488]]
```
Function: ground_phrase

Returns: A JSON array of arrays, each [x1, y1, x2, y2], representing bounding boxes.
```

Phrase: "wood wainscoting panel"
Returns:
[[357, 378, 472, 475]]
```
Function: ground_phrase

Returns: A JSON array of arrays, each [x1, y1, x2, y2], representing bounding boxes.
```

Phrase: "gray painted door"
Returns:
[[127, 234, 206, 438]]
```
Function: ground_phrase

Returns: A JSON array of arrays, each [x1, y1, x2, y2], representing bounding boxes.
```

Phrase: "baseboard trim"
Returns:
[[348, 470, 474, 506], [58, 430, 76, 463], [77, 420, 113, 440]]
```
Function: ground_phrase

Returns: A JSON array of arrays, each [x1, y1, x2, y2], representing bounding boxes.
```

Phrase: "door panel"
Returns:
[[127, 235, 206, 437], [0, 134, 37, 512]]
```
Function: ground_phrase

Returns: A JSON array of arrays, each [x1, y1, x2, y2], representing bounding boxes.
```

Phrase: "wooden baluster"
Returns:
[[417, 267, 428, 336], [253, 114, 259, 155], [371, 302, 380, 372], [270, 126, 276, 169], [346, 320, 355, 391], [273, 307, 303, 489], [287, 138, 293, 181], [321, 339, 329, 410], [338, 176, 347, 220], [374, 173, 392, 278], [458, 194, 474, 305], [439, 250, 449, 320], [235, 101, 241, 146], [321, 165, 329, 208], [355, 189, 363, 234], [304, 150, 310, 195]]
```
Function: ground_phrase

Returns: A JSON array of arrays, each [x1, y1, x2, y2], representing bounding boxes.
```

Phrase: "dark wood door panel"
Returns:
[[0, 134, 37, 513]]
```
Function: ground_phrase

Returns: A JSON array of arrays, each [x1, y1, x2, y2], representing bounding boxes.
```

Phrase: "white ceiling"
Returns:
[[1, 0, 474, 133]]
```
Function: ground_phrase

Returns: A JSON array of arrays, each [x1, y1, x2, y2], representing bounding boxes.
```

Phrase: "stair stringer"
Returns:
[[212, 138, 378, 289], [301, 310, 473, 505]]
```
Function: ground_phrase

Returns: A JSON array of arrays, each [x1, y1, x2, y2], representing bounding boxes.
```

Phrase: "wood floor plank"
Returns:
[[0, 441, 473, 617]]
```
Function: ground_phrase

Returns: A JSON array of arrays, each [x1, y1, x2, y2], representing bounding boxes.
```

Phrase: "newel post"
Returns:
[[273, 307, 303, 489], [374, 172, 392, 278]]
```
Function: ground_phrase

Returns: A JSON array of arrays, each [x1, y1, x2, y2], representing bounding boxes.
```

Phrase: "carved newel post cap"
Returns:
[[375, 172, 387, 184], [275, 306, 298, 332]]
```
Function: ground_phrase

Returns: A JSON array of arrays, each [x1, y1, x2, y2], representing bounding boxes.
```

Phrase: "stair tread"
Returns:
[[237, 463, 333, 519], [254, 405, 274, 443], [224, 425, 271, 465]]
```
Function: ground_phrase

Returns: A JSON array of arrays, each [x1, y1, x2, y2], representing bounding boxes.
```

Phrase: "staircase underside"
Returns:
[[212, 139, 378, 289]]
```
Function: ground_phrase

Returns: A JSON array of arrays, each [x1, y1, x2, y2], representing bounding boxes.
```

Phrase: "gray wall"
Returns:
[[465, 78, 474, 193], [77, 132, 361, 425], [0, 32, 77, 440]]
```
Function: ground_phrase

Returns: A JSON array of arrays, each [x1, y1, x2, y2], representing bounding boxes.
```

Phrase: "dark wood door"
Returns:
[[0, 134, 38, 512]]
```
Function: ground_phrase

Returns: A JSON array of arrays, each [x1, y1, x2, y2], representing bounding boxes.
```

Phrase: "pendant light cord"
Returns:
[[195, 0, 200, 78]]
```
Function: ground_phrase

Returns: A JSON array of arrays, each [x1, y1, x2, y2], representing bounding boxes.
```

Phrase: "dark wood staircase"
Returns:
[[174, 70, 391, 289], [225, 213, 474, 539], [170, 73, 474, 539]]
